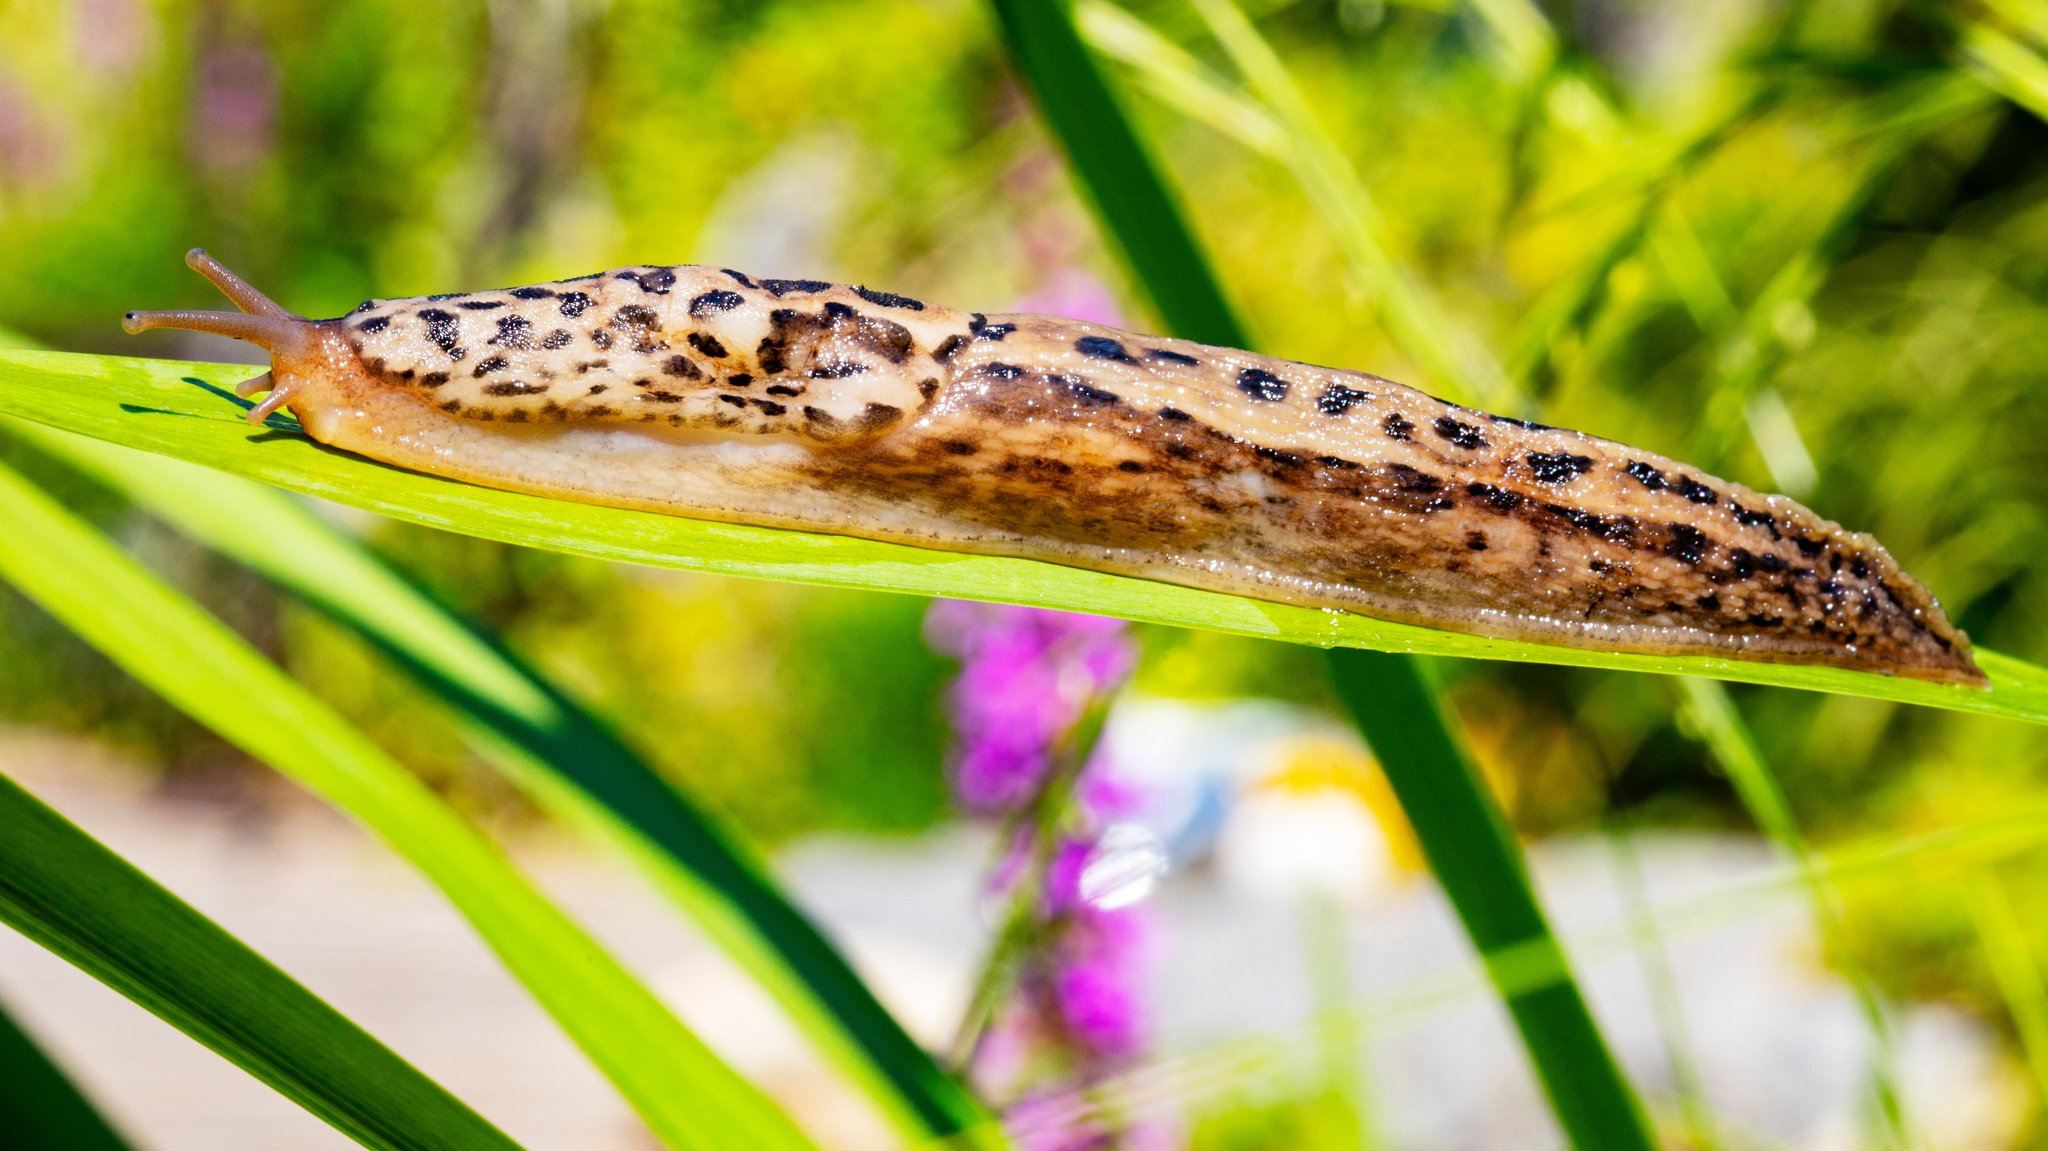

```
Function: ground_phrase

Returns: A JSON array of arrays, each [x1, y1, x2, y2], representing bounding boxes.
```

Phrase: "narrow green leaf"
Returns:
[[985, 0, 1249, 347], [0, 349, 2039, 724], [1326, 649, 1656, 1148], [1966, 873, 2048, 1108], [986, 5, 1655, 1148], [0, 988, 135, 1151], [0, 771, 523, 1151], [3, 418, 996, 1148], [0, 457, 817, 1151]]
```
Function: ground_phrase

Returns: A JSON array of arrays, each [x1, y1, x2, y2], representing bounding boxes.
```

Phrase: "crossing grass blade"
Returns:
[[0, 349, 2041, 725], [0, 771, 524, 1151], [985, 2, 1655, 1147], [0, 989, 136, 1151], [0, 456, 818, 1151], [2, 418, 997, 1148]]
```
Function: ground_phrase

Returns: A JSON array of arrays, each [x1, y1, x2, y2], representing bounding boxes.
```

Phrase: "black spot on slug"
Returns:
[[943, 440, 978, 455], [1467, 482, 1522, 511], [688, 332, 728, 358], [482, 380, 546, 396], [541, 329, 573, 350], [1383, 413, 1415, 441], [472, 355, 509, 377], [1317, 384, 1369, 416], [1527, 451, 1593, 483], [984, 363, 1025, 380], [622, 267, 677, 294], [727, 373, 755, 388], [510, 286, 555, 300], [557, 292, 593, 318], [807, 361, 868, 379], [1075, 336, 1136, 363], [854, 285, 924, 310], [689, 290, 744, 316], [1665, 523, 1711, 565], [976, 322, 1017, 342], [1147, 348, 1199, 366], [489, 315, 535, 350], [1675, 476, 1718, 505], [1117, 460, 1146, 473], [662, 355, 701, 379], [1625, 461, 1667, 491], [1466, 532, 1489, 551], [1433, 417, 1488, 450], [1158, 407, 1192, 421], [1237, 367, 1290, 402], [355, 316, 389, 333], [418, 308, 461, 356], [1057, 375, 1121, 405], [418, 372, 450, 388]]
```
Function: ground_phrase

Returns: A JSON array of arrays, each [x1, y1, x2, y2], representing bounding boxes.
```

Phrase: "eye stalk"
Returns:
[[122, 249, 319, 423]]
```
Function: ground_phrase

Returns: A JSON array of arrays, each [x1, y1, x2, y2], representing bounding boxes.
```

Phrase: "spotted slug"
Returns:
[[124, 249, 1981, 684]]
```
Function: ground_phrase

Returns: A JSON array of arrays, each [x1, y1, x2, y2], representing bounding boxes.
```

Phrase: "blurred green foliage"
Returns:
[[2, 0, 2048, 1076]]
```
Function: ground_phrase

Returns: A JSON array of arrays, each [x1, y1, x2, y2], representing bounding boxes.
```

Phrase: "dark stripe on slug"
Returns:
[[854, 286, 924, 310], [1147, 348, 1199, 366], [1625, 460, 1667, 491], [1527, 451, 1593, 483], [1675, 476, 1718, 505], [689, 290, 744, 316], [1056, 376, 1120, 405], [761, 278, 832, 296], [983, 363, 1025, 380], [482, 380, 546, 396], [510, 286, 555, 300], [722, 268, 757, 288], [457, 299, 505, 310], [933, 334, 967, 361], [472, 355, 509, 376], [1432, 417, 1487, 449]]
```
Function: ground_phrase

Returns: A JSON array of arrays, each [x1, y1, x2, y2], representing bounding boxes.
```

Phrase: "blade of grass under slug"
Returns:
[[0, 418, 999, 1149], [0, 458, 819, 1151], [0, 988, 136, 1151], [989, 4, 1656, 1146], [1325, 649, 1657, 1149], [1965, 872, 2048, 1108], [0, 772, 525, 1151], [1674, 678, 1916, 1149]]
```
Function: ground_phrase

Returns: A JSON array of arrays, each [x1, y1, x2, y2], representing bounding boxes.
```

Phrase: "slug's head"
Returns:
[[123, 249, 368, 430]]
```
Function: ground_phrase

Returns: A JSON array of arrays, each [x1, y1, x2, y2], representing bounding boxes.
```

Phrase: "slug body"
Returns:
[[126, 251, 1982, 684]]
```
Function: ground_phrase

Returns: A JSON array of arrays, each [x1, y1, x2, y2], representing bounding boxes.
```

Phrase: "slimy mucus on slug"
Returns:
[[125, 249, 1984, 685]]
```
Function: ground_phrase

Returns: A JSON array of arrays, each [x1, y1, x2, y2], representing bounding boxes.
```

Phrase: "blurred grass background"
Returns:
[[2, 0, 2048, 1127]]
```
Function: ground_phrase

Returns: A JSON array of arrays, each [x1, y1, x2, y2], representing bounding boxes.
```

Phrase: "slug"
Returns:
[[125, 249, 1982, 684]]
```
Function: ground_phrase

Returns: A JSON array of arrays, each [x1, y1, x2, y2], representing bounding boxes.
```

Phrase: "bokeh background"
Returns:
[[2, 0, 2047, 1148]]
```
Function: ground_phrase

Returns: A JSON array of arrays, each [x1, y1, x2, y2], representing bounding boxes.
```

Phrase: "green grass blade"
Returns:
[[3, 419, 996, 1147], [1326, 649, 1656, 1149], [986, 0, 1249, 348], [987, 4, 1654, 1146], [1966, 873, 2048, 1107], [1675, 678, 1914, 1145], [1, 349, 2039, 724], [0, 771, 524, 1151], [0, 989, 135, 1151], [1182, 0, 1519, 410], [0, 457, 817, 1151]]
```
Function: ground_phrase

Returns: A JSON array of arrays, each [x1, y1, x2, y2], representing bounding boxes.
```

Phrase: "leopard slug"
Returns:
[[125, 249, 1982, 684]]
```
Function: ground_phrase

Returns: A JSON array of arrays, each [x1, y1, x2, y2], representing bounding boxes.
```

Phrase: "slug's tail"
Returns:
[[123, 249, 316, 423]]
